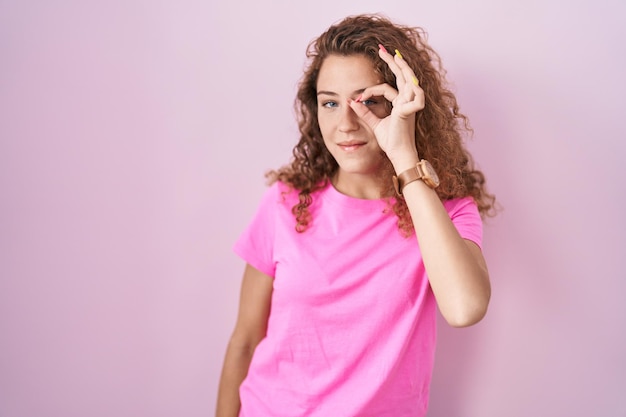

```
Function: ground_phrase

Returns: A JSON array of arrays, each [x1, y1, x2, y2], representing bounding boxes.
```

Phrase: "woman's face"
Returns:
[[316, 54, 389, 184]]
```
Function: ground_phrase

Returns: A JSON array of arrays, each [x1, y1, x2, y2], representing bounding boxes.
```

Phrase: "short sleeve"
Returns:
[[444, 197, 483, 250], [233, 183, 282, 278]]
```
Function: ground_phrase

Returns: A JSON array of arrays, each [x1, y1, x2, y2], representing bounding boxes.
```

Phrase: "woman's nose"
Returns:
[[338, 104, 359, 132]]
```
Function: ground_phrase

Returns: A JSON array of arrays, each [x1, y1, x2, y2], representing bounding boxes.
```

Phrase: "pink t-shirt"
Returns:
[[233, 181, 482, 417]]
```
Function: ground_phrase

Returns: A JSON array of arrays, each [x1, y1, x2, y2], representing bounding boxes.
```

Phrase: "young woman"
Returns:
[[216, 14, 495, 417]]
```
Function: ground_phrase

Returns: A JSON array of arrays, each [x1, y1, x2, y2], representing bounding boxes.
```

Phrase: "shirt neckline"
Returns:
[[320, 181, 392, 212]]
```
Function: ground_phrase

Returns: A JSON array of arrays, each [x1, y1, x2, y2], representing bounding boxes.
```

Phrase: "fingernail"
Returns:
[[412, 76, 419, 86], [395, 49, 403, 59], [378, 44, 388, 53], [356, 94, 363, 102]]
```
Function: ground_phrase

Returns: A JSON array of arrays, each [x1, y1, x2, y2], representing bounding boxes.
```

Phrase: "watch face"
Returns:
[[428, 166, 439, 185], [422, 160, 440, 188]]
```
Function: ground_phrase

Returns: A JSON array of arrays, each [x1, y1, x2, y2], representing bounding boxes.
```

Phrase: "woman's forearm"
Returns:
[[215, 341, 256, 417], [217, 265, 273, 416], [400, 171, 491, 327]]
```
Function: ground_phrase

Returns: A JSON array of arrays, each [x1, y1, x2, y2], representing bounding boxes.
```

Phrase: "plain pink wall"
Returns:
[[1, 1, 624, 416]]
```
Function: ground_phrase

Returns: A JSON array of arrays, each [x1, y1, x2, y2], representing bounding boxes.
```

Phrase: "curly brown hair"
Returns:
[[267, 14, 496, 235]]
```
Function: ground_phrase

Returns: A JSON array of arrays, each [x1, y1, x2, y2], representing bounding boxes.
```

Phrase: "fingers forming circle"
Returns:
[[359, 83, 399, 104]]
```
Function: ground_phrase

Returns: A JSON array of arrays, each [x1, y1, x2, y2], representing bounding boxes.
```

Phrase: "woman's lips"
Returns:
[[338, 142, 366, 152]]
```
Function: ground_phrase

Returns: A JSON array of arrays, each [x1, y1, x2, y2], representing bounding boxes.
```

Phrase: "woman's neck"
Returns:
[[331, 171, 385, 200]]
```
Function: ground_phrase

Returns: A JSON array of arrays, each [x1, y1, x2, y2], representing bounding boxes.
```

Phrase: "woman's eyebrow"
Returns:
[[317, 88, 367, 96]]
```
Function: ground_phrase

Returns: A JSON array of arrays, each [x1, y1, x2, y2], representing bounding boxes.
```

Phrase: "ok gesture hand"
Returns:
[[349, 45, 424, 170]]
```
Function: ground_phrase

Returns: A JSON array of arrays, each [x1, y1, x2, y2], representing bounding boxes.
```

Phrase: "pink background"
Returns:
[[1, 1, 625, 416]]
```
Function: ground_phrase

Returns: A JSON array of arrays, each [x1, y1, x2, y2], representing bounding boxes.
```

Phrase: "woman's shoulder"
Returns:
[[443, 195, 479, 216], [268, 180, 330, 199], [261, 180, 300, 207]]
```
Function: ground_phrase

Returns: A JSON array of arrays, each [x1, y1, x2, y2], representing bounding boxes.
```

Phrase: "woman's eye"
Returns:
[[322, 101, 338, 108], [361, 99, 377, 106]]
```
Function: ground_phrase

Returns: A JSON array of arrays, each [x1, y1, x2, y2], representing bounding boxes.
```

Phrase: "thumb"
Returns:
[[348, 99, 381, 131]]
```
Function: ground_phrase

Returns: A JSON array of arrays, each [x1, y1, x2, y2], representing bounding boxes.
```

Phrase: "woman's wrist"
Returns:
[[390, 152, 420, 175]]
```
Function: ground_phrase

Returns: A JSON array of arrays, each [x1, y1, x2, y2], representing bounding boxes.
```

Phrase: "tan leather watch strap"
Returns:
[[392, 164, 424, 197], [392, 159, 439, 196]]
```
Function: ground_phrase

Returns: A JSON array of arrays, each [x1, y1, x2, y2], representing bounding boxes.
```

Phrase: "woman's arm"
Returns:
[[216, 264, 273, 417], [350, 46, 490, 327], [397, 171, 490, 327]]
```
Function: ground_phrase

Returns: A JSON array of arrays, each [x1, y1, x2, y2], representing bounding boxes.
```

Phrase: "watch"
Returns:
[[392, 159, 440, 196]]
